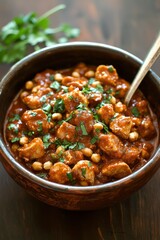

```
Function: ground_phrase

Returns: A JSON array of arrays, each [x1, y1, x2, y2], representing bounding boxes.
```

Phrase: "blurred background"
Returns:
[[0, 1, 160, 240]]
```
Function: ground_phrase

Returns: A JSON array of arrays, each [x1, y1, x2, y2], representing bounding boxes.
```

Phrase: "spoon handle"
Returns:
[[125, 32, 160, 105]]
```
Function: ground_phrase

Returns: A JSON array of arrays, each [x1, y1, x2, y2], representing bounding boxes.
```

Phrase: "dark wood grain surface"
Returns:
[[0, 1, 160, 239]]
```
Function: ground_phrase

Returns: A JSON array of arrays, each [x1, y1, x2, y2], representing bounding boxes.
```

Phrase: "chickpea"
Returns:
[[72, 71, 80, 78], [129, 131, 139, 142], [32, 85, 40, 93], [56, 146, 65, 155], [91, 81, 100, 87], [19, 136, 29, 145], [43, 161, 53, 170], [54, 73, 63, 82], [52, 113, 62, 121], [93, 122, 103, 131], [115, 102, 126, 113], [81, 148, 93, 157], [32, 161, 42, 171], [91, 153, 101, 163], [20, 91, 28, 99], [132, 117, 141, 126], [25, 81, 34, 90], [110, 96, 116, 105], [85, 70, 95, 78]]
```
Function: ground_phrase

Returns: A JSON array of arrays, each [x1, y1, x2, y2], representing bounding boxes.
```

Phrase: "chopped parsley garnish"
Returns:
[[131, 106, 140, 117], [76, 103, 88, 111], [7, 123, 19, 134], [108, 65, 114, 73], [82, 84, 103, 95], [40, 92, 53, 103], [50, 81, 60, 91], [27, 131, 35, 136], [54, 139, 85, 150], [88, 78, 95, 84], [68, 95, 74, 100], [58, 112, 74, 125], [29, 111, 37, 117], [47, 113, 52, 122], [37, 120, 43, 132], [96, 95, 112, 109], [88, 161, 92, 167], [40, 95, 47, 103], [53, 99, 65, 113], [90, 135, 99, 144], [80, 122, 88, 136], [61, 86, 68, 93], [59, 157, 64, 163], [8, 114, 20, 122], [66, 172, 73, 181], [42, 103, 52, 112], [11, 137, 20, 143], [49, 75, 54, 81], [101, 122, 109, 133], [115, 90, 120, 96], [43, 133, 51, 142], [81, 167, 86, 178]]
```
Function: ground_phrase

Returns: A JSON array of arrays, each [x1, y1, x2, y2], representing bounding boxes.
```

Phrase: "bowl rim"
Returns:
[[0, 41, 160, 194]]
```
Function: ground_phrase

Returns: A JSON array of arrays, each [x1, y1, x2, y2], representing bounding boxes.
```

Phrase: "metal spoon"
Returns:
[[124, 32, 160, 105]]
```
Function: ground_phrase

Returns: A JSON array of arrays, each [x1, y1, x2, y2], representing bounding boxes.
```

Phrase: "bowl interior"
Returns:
[[0, 42, 160, 190]]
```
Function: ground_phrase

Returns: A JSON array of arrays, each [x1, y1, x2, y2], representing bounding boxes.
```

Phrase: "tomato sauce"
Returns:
[[4, 63, 158, 186]]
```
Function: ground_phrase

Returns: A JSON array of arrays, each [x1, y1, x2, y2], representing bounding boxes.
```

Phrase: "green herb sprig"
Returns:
[[0, 4, 80, 64]]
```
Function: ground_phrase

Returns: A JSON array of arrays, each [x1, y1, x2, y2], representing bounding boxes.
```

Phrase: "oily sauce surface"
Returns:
[[4, 63, 158, 186]]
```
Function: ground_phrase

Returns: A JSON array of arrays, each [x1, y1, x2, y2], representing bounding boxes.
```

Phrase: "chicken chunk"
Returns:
[[122, 146, 140, 166], [95, 65, 118, 86], [63, 150, 84, 165], [22, 109, 52, 133], [135, 100, 149, 116], [98, 133, 124, 158], [49, 162, 71, 184], [102, 160, 132, 179], [97, 104, 115, 124], [138, 116, 156, 139], [34, 69, 55, 86], [62, 76, 87, 89], [115, 78, 130, 98], [70, 109, 94, 134], [110, 115, 133, 139], [88, 92, 102, 107], [56, 121, 76, 142], [18, 138, 45, 161], [22, 87, 53, 109], [62, 89, 88, 112], [72, 160, 95, 185]]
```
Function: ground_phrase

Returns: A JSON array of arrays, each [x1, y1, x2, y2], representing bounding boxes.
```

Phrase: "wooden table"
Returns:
[[0, 1, 160, 239]]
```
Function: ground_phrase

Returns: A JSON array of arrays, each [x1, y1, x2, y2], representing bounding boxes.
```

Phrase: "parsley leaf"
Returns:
[[54, 139, 85, 150], [8, 114, 20, 122], [80, 122, 88, 136], [50, 81, 60, 91], [0, 4, 80, 64], [53, 99, 65, 113], [131, 106, 140, 117], [81, 168, 86, 178]]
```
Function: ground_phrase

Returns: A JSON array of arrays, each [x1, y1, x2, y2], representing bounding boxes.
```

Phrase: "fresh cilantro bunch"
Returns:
[[0, 4, 80, 64]]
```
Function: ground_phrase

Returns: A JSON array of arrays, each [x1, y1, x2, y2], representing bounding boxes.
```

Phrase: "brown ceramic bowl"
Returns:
[[0, 42, 160, 210]]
